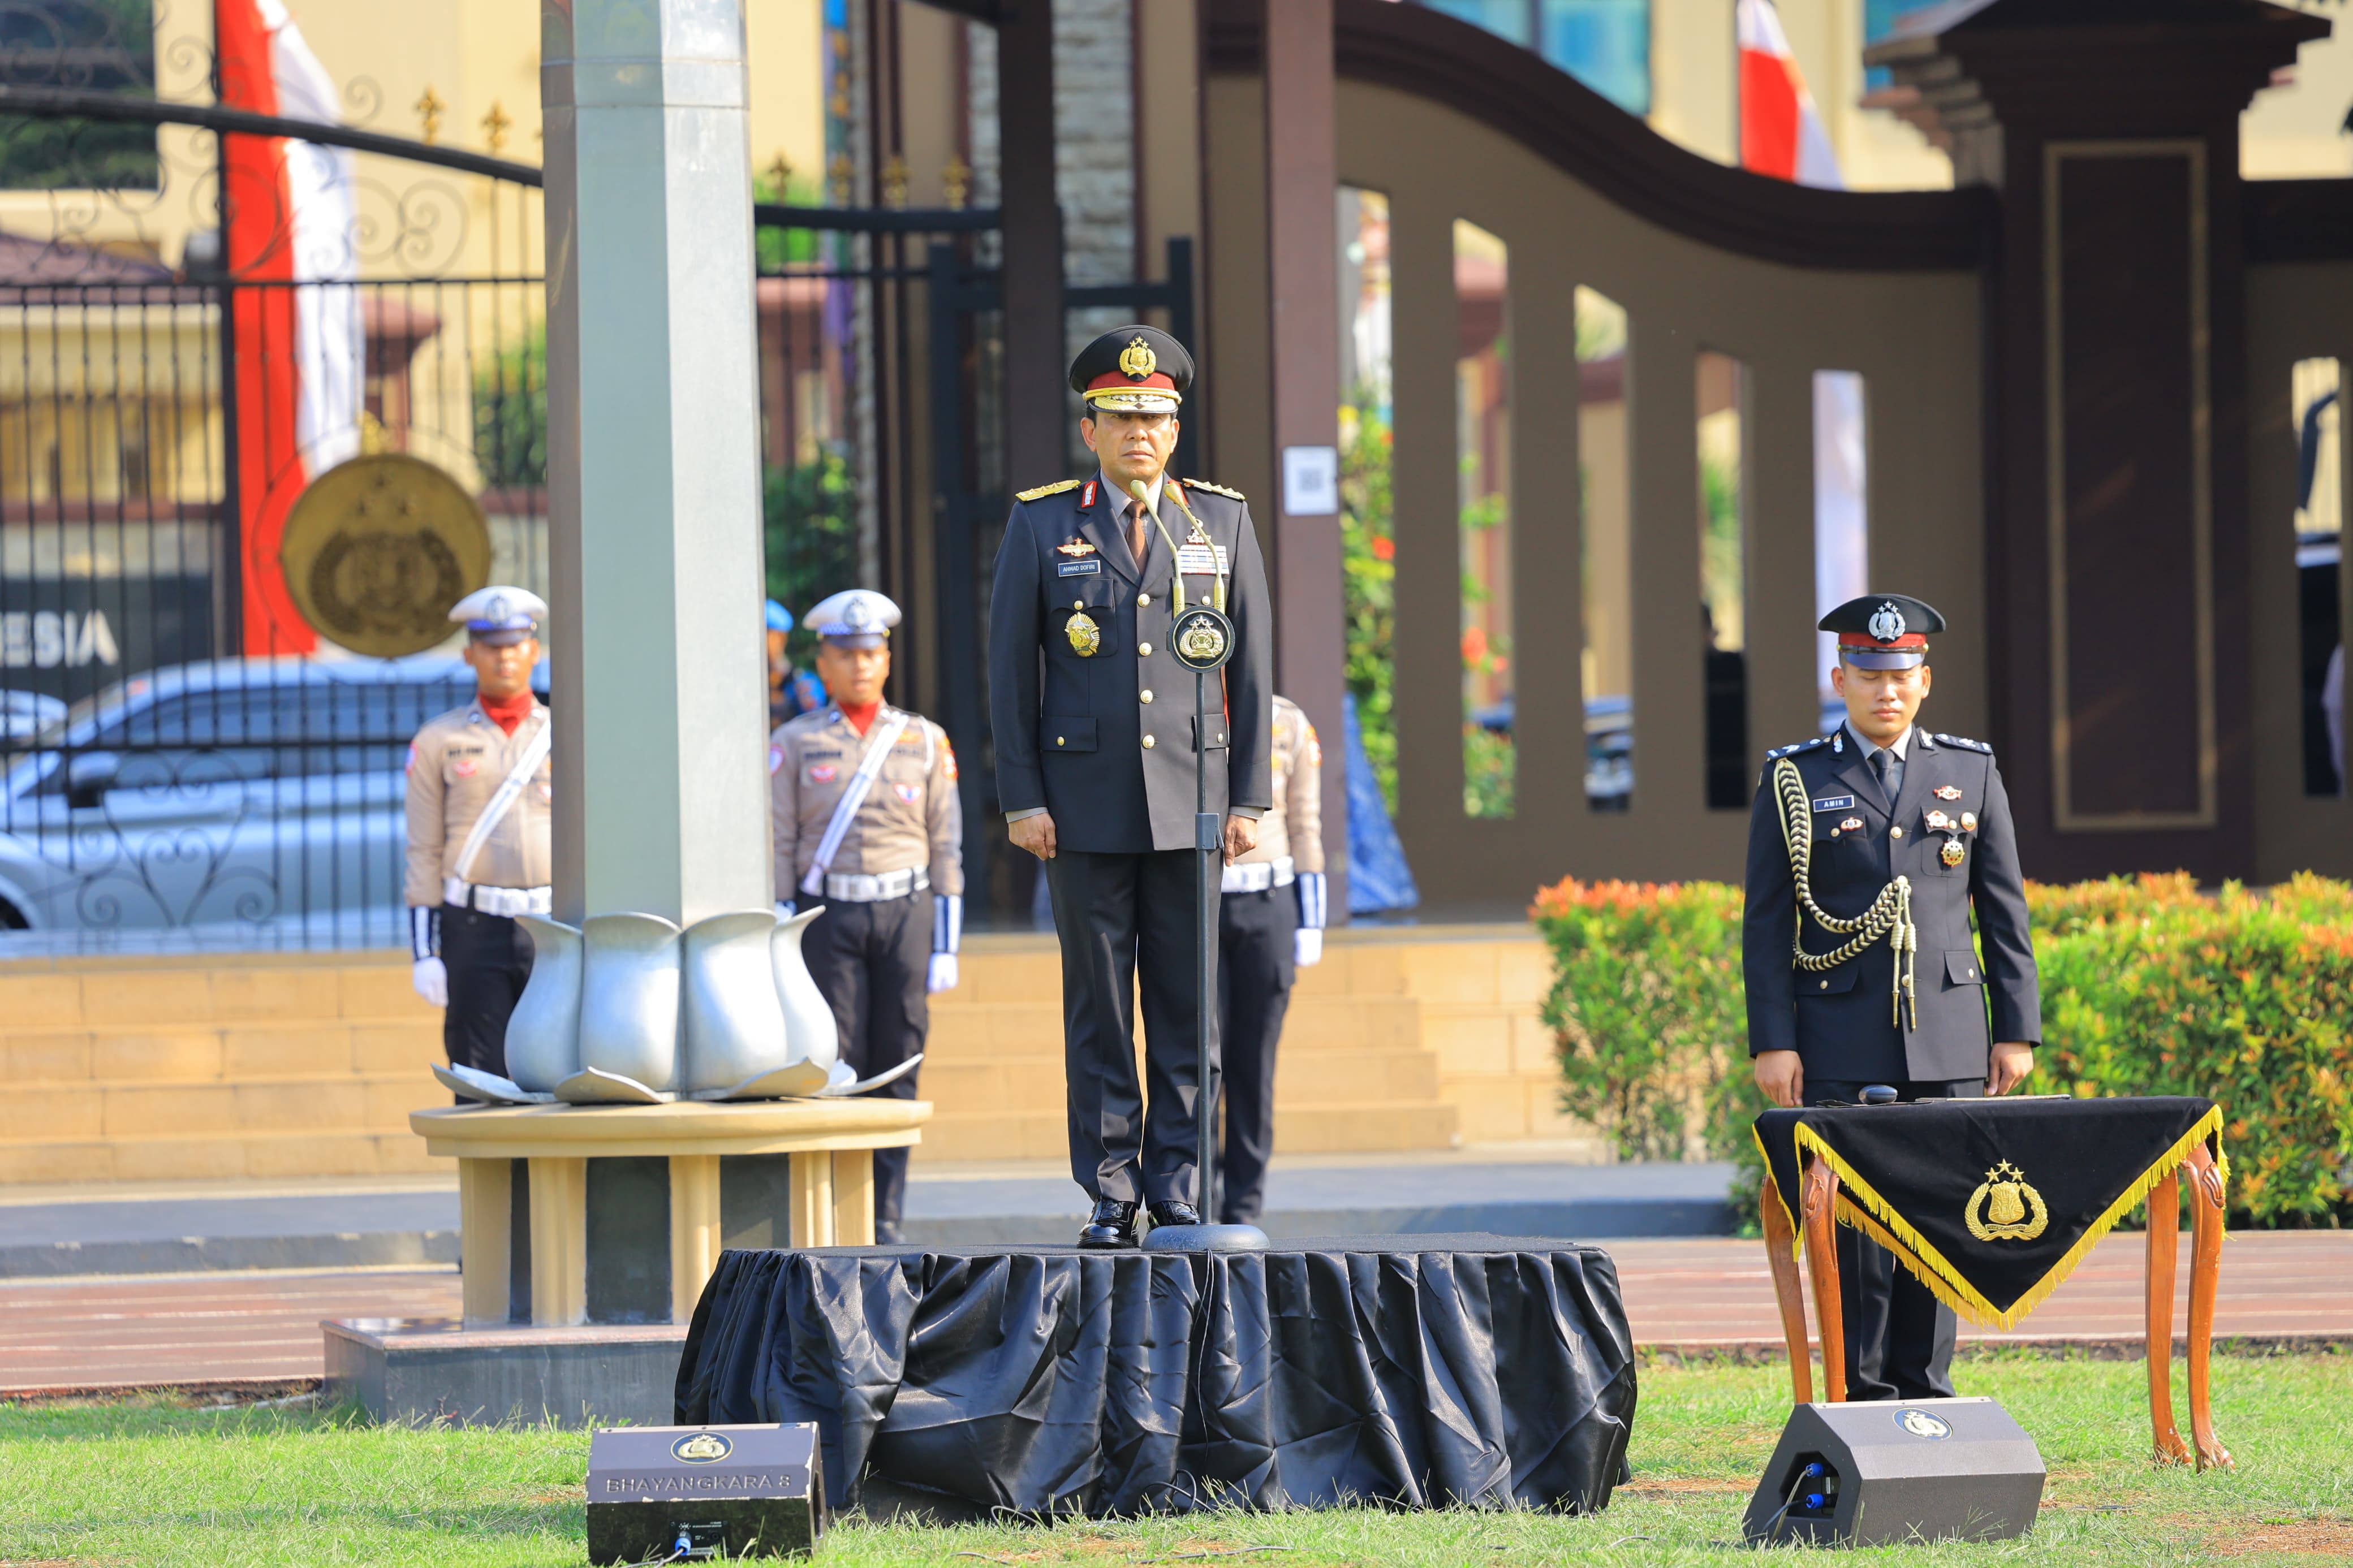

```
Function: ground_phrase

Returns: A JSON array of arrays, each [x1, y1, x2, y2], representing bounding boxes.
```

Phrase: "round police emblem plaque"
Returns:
[[278, 453, 493, 656], [671, 1431, 733, 1463], [1895, 1409, 1952, 1440], [1170, 606, 1234, 673]]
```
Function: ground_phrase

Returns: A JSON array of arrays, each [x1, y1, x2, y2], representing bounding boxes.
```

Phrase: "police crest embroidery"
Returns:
[[1966, 1160, 2049, 1241]]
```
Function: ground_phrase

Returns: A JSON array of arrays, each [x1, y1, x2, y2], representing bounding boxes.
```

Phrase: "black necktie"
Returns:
[[1870, 748, 1894, 797]]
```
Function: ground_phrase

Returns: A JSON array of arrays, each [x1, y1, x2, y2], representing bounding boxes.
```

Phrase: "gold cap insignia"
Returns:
[[1965, 1160, 2048, 1241], [1118, 335, 1157, 381]]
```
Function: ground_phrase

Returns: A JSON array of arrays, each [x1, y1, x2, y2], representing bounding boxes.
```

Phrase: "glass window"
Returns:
[[2294, 358, 2345, 796], [1697, 351, 1749, 810], [1338, 188, 1399, 815], [1457, 220, 1512, 819], [1540, 0, 1650, 115], [1814, 370, 1869, 717], [1414, 1, 1652, 118], [1576, 287, 1632, 811]]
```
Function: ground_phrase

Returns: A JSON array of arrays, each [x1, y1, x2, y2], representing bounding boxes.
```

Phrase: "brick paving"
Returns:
[[3, 1230, 2347, 1396]]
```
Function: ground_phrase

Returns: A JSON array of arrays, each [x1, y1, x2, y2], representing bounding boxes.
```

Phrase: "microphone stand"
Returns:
[[1135, 479, 1267, 1254]]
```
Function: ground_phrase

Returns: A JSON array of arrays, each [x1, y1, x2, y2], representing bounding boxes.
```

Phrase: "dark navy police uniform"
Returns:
[[1743, 593, 2041, 1402]]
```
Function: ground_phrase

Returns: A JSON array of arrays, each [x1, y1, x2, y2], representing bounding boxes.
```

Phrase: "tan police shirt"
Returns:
[[770, 706, 964, 897], [403, 698, 554, 907], [1231, 694, 1324, 872]]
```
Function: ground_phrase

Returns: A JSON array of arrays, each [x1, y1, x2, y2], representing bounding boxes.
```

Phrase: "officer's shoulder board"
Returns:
[[1933, 732, 1994, 754], [1180, 477, 1244, 501], [1762, 735, 1834, 763], [1015, 478, 1083, 503]]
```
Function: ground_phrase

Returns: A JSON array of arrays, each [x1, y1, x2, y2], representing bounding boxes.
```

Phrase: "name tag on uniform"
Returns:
[[1812, 794, 1854, 813], [1176, 543, 1227, 576], [1056, 559, 1101, 576]]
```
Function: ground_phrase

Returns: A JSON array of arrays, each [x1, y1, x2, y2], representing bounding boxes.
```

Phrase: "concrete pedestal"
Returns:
[[324, 1316, 686, 1428]]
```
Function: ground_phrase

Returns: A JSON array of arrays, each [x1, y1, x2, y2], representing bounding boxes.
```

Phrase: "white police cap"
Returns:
[[448, 585, 548, 644], [803, 590, 900, 649]]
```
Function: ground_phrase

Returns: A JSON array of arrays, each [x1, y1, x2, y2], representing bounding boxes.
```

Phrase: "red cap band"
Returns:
[[1087, 370, 1176, 394], [1838, 632, 1928, 650]]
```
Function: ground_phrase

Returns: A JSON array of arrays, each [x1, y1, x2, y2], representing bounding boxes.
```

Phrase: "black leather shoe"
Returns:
[[1077, 1198, 1139, 1249], [1146, 1199, 1202, 1229], [873, 1219, 903, 1246]]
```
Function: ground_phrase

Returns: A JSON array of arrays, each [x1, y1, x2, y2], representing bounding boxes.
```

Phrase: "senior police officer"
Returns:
[[988, 324, 1274, 1249], [1743, 593, 2041, 1402], [1214, 693, 1326, 1226], [406, 586, 553, 1081], [771, 589, 961, 1242]]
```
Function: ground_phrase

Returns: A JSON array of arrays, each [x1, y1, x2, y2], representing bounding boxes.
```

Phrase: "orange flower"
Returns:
[[1370, 536, 1395, 561]]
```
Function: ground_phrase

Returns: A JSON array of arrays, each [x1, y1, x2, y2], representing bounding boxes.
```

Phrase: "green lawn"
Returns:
[[3, 1351, 2348, 1566]]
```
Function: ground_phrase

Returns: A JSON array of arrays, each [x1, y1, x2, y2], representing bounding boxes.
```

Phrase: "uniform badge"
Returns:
[[893, 783, 920, 804], [1966, 1160, 2048, 1241], [809, 765, 837, 783], [537, 781, 552, 802], [1056, 538, 1096, 556], [1066, 608, 1101, 656], [1941, 840, 1966, 867], [1839, 817, 1864, 833], [1812, 795, 1854, 813], [404, 743, 416, 775], [1934, 784, 1962, 801], [1959, 811, 1977, 832], [769, 745, 785, 775], [942, 743, 958, 781], [453, 757, 478, 779], [1868, 601, 1907, 642], [1925, 810, 1951, 830]]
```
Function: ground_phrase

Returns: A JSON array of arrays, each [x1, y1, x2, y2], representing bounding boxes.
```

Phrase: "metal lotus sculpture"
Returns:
[[431, 905, 919, 1107]]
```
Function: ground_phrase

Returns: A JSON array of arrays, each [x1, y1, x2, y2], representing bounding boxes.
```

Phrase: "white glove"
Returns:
[[774, 899, 796, 919], [926, 952, 959, 993], [1294, 927, 1324, 968], [412, 957, 449, 1008]]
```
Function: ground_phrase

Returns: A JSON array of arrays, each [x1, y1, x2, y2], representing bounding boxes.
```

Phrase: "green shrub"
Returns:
[[1533, 872, 2353, 1226]]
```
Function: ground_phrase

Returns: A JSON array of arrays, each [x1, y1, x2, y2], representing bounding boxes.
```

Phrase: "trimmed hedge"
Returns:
[[1532, 871, 2353, 1225]]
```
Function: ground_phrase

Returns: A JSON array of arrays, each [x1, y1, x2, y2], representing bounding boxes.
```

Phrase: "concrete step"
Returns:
[[0, 1129, 443, 1185], [2, 1023, 442, 1085]]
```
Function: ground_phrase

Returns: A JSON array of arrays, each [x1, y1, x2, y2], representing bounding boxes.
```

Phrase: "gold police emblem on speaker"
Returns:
[[670, 1431, 733, 1463], [1965, 1160, 2048, 1242], [1065, 607, 1101, 657], [1171, 606, 1234, 672], [278, 453, 492, 657]]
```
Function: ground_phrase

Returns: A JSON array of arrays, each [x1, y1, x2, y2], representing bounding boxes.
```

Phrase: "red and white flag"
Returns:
[[1737, 0, 1867, 689], [1736, 0, 1842, 191], [216, 0, 363, 655]]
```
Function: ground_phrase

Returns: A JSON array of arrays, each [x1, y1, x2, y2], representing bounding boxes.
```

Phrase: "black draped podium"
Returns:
[[675, 1237, 1637, 1517]]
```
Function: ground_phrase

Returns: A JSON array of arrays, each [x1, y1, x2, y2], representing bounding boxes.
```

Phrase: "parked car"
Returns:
[[1, 690, 66, 745], [0, 656, 544, 942]]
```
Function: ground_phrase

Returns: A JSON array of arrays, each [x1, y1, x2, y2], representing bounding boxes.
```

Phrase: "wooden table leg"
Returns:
[[1762, 1174, 1814, 1404], [2185, 1142, 2231, 1470], [2145, 1170, 2191, 1464], [668, 1154, 722, 1326], [832, 1149, 877, 1246], [457, 1157, 514, 1328], [527, 1156, 588, 1327], [1802, 1156, 1846, 1403], [788, 1150, 836, 1249]]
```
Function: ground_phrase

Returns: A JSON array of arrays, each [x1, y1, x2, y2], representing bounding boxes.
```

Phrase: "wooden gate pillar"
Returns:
[[1871, 2, 2326, 882]]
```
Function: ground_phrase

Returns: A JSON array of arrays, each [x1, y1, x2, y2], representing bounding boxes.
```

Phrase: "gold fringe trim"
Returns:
[[1775, 1107, 2225, 1332], [1753, 1123, 1801, 1254]]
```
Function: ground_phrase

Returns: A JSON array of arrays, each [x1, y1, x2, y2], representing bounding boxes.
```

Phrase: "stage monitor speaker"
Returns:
[[587, 1423, 824, 1562], [1741, 1397, 2045, 1548]]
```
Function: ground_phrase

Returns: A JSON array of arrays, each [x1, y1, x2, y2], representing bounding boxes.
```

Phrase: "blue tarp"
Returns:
[[1342, 693, 1418, 914]]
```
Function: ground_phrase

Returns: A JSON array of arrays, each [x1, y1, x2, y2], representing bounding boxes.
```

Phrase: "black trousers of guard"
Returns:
[[1048, 848, 1216, 1207], [1216, 885, 1297, 1224], [803, 892, 930, 1236], [440, 902, 533, 1080], [1808, 1075, 1984, 1401]]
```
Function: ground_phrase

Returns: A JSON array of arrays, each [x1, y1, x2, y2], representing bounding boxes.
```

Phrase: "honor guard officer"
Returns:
[[1743, 593, 2042, 1402], [770, 589, 962, 1243], [406, 587, 554, 1081], [1215, 693, 1326, 1226], [988, 324, 1274, 1249]]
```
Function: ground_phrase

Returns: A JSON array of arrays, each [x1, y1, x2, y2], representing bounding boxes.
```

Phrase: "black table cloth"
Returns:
[[1756, 1096, 2224, 1329], [675, 1236, 1636, 1517]]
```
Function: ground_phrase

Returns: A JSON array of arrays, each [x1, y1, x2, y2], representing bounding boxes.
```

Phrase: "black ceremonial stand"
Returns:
[[1144, 599, 1267, 1253]]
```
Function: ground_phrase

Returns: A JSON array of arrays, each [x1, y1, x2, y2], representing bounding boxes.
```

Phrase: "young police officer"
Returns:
[[406, 587, 553, 1081], [770, 590, 962, 1243], [1743, 593, 2041, 1401]]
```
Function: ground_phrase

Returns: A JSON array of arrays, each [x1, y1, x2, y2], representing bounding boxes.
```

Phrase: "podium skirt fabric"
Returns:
[[675, 1238, 1636, 1518]]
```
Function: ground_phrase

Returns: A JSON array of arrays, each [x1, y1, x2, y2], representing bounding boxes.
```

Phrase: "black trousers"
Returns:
[[803, 892, 929, 1234], [441, 902, 533, 1080], [1808, 1075, 1984, 1401], [1215, 885, 1296, 1224], [1046, 848, 1216, 1206]]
